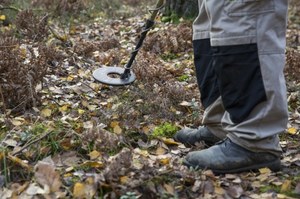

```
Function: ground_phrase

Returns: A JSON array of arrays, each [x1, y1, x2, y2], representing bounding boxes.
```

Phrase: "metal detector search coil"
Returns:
[[92, 0, 164, 86]]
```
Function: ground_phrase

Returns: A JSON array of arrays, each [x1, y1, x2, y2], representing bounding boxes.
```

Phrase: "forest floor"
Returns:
[[0, 1, 300, 198]]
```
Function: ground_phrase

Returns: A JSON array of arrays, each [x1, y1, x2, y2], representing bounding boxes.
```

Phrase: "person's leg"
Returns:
[[184, 0, 289, 173], [174, 0, 227, 146]]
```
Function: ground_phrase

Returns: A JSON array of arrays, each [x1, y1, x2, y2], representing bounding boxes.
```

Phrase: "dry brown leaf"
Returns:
[[156, 147, 167, 155], [34, 161, 62, 193], [227, 185, 244, 199], [164, 184, 175, 195]]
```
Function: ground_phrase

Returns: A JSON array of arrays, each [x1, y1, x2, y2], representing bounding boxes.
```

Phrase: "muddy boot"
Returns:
[[173, 126, 221, 147], [183, 138, 281, 174]]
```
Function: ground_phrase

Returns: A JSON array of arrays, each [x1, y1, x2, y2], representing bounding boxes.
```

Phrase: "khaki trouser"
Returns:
[[193, 0, 289, 156]]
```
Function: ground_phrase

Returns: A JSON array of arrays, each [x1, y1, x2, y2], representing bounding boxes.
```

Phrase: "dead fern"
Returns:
[[31, 0, 89, 16], [144, 23, 192, 54], [81, 126, 122, 152], [0, 37, 56, 112], [74, 38, 120, 57], [286, 48, 300, 82], [15, 10, 49, 41]]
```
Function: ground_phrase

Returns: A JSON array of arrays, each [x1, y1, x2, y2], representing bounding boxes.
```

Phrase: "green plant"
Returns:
[[120, 192, 138, 199], [151, 123, 178, 138], [177, 74, 189, 82]]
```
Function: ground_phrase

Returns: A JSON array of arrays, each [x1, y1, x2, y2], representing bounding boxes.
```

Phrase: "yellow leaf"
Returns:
[[88, 150, 101, 160], [67, 75, 74, 81], [281, 180, 292, 192], [59, 105, 69, 113], [0, 15, 6, 21], [73, 182, 85, 198], [19, 47, 27, 58], [159, 157, 170, 165], [110, 121, 119, 128], [78, 109, 85, 115], [113, 125, 122, 134], [259, 167, 272, 174], [41, 109, 52, 117], [161, 138, 179, 146], [287, 127, 298, 135], [120, 176, 129, 184], [80, 161, 104, 168]]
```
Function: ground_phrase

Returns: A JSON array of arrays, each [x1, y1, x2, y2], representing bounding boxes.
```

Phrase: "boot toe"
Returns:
[[183, 139, 281, 174]]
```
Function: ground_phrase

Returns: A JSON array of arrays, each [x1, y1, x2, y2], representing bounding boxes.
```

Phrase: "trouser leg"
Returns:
[[192, 0, 227, 139], [196, 0, 289, 156]]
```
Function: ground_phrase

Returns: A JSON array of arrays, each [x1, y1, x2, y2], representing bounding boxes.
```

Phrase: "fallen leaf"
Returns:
[[80, 161, 104, 169], [156, 147, 167, 155], [0, 15, 6, 21], [41, 109, 52, 117], [0, 188, 13, 199], [259, 167, 272, 174], [287, 127, 298, 135], [164, 184, 175, 195], [159, 157, 170, 165], [89, 150, 101, 160], [78, 109, 85, 115], [3, 139, 17, 147], [179, 101, 192, 106], [113, 125, 122, 134], [34, 161, 62, 193], [161, 138, 179, 146], [120, 176, 129, 184], [26, 183, 46, 195], [227, 185, 244, 199], [11, 119, 23, 126], [73, 182, 85, 198], [281, 180, 292, 192], [59, 105, 69, 113]]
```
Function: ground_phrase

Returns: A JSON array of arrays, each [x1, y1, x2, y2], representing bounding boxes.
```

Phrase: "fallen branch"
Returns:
[[12, 131, 52, 156]]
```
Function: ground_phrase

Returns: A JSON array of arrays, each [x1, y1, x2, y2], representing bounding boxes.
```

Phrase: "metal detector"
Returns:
[[92, 0, 164, 86]]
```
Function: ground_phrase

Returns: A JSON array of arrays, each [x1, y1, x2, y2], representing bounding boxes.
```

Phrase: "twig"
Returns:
[[12, 131, 52, 156], [0, 5, 21, 12], [7, 154, 33, 171], [80, 81, 99, 94]]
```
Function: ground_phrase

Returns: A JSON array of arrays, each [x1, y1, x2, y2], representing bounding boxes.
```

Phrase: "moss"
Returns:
[[151, 123, 178, 138]]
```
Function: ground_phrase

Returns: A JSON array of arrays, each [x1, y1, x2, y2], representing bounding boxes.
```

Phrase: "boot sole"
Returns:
[[183, 158, 281, 174]]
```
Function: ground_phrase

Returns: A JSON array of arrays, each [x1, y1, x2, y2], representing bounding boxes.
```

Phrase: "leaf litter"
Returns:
[[0, 0, 300, 198]]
